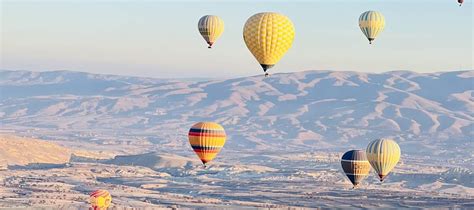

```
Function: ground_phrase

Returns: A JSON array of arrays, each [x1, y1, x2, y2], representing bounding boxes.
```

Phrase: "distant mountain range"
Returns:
[[1, 70, 472, 157]]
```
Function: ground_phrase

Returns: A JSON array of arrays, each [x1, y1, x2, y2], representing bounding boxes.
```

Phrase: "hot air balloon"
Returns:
[[89, 189, 112, 210], [359, 11, 385, 44], [458, 0, 464, 6], [198, 15, 224, 48], [366, 138, 401, 182], [188, 122, 226, 166], [341, 150, 371, 188], [243, 12, 295, 77]]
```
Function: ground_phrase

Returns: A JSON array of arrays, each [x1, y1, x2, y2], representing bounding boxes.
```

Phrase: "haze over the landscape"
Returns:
[[0, 69, 472, 208], [1, 0, 473, 209], [1, 70, 473, 155]]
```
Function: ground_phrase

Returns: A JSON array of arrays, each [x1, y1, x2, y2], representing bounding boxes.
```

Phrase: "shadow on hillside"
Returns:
[[8, 163, 70, 170]]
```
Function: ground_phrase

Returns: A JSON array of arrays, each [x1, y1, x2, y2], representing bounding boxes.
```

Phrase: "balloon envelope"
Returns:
[[366, 138, 401, 181], [243, 12, 295, 75], [341, 150, 371, 187], [359, 11, 385, 44], [90, 189, 111, 210], [198, 15, 224, 48], [188, 122, 226, 165]]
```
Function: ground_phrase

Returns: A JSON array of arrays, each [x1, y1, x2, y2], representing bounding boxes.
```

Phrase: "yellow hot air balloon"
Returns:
[[90, 189, 112, 210], [243, 12, 295, 77], [359, 11, 385, 44], [198, 15, 224, 48], [366, 138, 401, 181], [188, 122, 226, 166]]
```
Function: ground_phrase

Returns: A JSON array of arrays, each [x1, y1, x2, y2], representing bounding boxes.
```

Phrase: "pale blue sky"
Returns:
[[1, 0, 472, 78]]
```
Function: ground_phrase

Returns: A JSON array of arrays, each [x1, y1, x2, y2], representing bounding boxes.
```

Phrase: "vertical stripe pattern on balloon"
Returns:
[[198, 15, 224, 47], [366, 138, 400, 181], [358, 11, 385, 43]]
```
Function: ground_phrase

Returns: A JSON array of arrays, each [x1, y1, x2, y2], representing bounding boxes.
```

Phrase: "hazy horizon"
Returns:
[[1, 1, 473, 208], [2, 0, 472, 78], [1, 68, 473, 80]]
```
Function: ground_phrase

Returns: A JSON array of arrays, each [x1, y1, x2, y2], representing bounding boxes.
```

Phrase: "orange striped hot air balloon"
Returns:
[[89, 189, 112, 210], [188, 122, 226, 166]]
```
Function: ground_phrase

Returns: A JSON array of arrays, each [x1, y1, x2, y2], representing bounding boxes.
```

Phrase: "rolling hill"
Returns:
[[0, 70, 472, 157], [0, 135, 70, 166]]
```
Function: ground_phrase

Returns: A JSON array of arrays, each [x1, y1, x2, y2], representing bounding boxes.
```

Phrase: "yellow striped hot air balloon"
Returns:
[[341, 150, 371, 187], [358, 11, 385, 44], [188, 122, 226, 166], [89, 189, 112, 210], [366, 138, 401, 181], [243, 12, 295, 77], [198, 15, 224, 48]]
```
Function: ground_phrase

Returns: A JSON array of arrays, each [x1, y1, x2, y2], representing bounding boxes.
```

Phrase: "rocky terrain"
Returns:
[[0, 69, 472, 208]]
